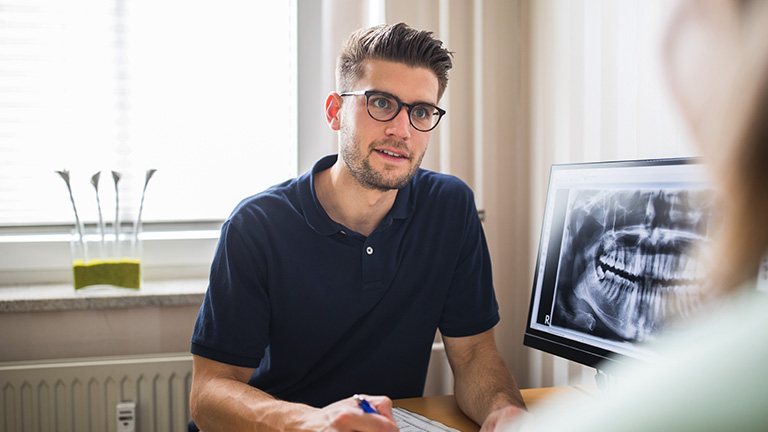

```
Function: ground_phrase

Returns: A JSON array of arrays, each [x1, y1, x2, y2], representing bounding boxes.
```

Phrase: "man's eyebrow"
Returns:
[[371, 89, 438, 106]]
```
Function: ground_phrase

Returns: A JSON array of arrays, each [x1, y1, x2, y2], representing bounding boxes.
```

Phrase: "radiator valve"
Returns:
[[117, 402, 136, 432]]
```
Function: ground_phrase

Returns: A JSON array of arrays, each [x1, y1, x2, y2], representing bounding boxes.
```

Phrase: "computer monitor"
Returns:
[[523, 158, 716, 369]]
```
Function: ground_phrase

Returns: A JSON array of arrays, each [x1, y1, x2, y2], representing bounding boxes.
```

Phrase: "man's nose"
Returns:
[[385, 108, 412, 139]]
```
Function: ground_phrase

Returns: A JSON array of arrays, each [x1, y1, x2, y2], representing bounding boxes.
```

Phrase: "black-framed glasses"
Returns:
[[340, 90, 446, 132]]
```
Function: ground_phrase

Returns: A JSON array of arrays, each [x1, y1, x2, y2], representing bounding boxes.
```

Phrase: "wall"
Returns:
[[0, 304, 199, 363]]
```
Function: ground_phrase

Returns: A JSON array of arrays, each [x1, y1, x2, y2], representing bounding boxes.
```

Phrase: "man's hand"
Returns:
[[295, 395, 400, 432], [479, 405, 528, 432]]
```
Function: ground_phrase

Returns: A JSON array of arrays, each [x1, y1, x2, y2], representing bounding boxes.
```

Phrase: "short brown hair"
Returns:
[[336, 23, 453, 100]]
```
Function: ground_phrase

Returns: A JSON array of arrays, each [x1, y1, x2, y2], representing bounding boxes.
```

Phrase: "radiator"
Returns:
[[0, 353, 193, 432], [0, 347, 451, 432]]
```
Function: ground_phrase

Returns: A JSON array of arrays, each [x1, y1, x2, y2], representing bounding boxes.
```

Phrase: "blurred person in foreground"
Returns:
[[503, 0, 768, 430]]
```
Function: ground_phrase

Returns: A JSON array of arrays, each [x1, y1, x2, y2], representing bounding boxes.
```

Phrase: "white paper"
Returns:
[[393, 407, 462, 432]]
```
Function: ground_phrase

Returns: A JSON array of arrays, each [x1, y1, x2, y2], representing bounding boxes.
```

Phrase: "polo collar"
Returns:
[[300, 154, 415, 236]]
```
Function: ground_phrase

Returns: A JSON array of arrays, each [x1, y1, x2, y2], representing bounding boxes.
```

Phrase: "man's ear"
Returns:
[[325, 92, 343, 131]]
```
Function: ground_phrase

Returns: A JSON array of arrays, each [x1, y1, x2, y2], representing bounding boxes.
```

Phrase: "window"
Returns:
[[0, 0, 296, 284]]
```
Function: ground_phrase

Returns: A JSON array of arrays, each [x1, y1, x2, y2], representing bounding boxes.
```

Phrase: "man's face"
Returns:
[[338, 59, 440, 191]]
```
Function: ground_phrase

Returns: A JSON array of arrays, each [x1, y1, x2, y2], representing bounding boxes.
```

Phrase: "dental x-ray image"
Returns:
[[551, 188, 714, 343]]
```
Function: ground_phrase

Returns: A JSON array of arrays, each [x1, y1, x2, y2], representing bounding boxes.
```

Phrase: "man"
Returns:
[[190, 23, 526, 432]]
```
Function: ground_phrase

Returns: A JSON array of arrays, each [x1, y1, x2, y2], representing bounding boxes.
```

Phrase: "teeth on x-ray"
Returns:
[[559, 189, 713, 342]]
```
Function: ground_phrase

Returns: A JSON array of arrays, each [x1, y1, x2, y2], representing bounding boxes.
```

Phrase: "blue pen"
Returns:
[[354, 394, 379, 415]]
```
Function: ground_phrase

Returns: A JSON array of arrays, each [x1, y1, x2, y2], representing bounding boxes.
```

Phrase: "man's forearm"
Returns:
[[191, 375, 313, 432], [190, 354, 399, 432], [453, 349, 526, 425]]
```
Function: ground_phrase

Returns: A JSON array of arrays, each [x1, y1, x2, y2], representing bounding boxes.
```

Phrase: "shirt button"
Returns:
[[366, 246, 374, 255]]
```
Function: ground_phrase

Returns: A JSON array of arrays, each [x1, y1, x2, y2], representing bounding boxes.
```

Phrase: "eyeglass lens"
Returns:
[[367, 93, 441, 131]]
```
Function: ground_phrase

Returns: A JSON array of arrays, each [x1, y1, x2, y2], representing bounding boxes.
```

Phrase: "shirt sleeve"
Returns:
[[437, 182, 500, 337], [190, 215, 271, 368]]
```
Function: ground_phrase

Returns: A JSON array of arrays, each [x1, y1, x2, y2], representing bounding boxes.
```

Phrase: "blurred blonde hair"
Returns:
[[707, 0, 768, 291]]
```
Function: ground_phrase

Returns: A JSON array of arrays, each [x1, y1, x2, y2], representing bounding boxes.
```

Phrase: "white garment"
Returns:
[[509, 286, 768, 431]]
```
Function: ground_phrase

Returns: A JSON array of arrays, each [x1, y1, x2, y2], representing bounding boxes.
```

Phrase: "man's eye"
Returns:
[[371, 97, 392, 110], [412, 106, 430, 119]]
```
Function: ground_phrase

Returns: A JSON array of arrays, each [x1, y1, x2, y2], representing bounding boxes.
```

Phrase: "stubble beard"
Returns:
[[339, 129, 425, 192]]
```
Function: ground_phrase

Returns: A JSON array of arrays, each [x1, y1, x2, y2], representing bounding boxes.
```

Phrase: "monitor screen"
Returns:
[[523, 158, 716, 369]]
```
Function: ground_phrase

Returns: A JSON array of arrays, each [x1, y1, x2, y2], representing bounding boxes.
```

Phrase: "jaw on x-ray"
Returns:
[[552, 189, 714, 343]]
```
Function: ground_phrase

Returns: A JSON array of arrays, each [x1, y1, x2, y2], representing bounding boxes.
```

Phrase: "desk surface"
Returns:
[[393, 387, 587, 432]]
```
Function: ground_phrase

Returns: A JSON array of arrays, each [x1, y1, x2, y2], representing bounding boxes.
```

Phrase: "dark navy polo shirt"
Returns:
[[191, 155, 499, 407]]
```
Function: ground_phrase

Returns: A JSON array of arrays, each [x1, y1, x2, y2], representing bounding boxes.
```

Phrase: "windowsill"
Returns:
[[0, 278, 207, 313]]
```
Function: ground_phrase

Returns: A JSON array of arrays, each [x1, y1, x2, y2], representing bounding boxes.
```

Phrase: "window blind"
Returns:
[[0, 0, 296, 227]]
